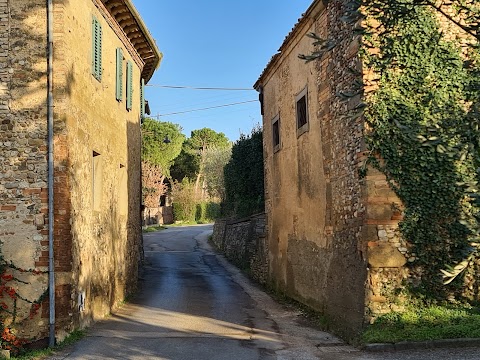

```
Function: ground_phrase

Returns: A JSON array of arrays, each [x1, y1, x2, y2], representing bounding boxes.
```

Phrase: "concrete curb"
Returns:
[[364, 338, 480, 352]]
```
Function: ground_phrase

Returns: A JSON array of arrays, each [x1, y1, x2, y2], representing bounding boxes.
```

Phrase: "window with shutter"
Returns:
[[126, 61, 133, 111], [91, 17, 102, 81], [140, 78, 145, 120], [116, 48, 123, 101]]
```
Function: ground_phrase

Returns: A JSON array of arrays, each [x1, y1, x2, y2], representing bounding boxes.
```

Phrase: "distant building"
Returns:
[[0, 0, 161, 346]]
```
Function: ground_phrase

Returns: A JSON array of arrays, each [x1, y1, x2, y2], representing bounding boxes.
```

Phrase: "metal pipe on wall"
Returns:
[[47, 0, 56, 348]]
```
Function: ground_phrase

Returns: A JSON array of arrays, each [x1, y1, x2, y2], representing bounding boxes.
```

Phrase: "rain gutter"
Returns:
[[47, 0, 56, 348]]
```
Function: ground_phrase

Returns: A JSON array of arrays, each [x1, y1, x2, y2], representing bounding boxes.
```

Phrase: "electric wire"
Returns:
[[146, 84, 255, 91], [156, 93, 253, 113], [150, 99, 257, 117]]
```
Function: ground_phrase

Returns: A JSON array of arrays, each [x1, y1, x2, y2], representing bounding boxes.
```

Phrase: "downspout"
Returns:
[[47, 0, 56, 348]]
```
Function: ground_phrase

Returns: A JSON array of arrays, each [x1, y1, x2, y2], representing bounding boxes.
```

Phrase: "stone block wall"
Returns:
[[363, 168, 408, 321], [57, 0, 144, 332], [0, 0, 51, 341], [212, 219, 227, 250], [212, 214, 268, 285], [312, 0, 369, 337]]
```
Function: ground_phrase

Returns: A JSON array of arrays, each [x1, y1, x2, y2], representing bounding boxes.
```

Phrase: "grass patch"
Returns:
[[12, 329, 86, 360], [142, 225, 166, 233], [167, 221, 214, 226], [363, 305, 480, 344]]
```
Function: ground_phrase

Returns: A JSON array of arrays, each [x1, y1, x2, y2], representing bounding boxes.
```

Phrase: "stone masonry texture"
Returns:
[[0, 0, 50, 341], [250, 0, 409, 340], [213, 214, 268, 285], [0, 0, 147, 346]]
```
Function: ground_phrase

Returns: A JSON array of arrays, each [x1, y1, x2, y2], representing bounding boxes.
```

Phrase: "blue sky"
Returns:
[[133, 0, 313, 141]]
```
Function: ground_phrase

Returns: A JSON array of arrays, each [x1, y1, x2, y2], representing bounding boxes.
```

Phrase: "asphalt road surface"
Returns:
[[48, 224, 480, 360]]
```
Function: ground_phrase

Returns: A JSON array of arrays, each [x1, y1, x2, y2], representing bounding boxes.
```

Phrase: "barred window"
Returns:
[[296, 86, 309, 136], [272, 115, 280, 152]]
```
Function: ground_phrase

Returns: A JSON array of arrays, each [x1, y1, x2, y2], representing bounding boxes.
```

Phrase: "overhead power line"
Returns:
[[151, 100, 257, 117], [146, 84, 255, 91]]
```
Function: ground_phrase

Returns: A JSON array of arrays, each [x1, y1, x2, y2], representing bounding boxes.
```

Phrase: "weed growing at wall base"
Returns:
[[142, 225, 167, 233], [363, 305, 480, 344], [10, 329, 86, 360]]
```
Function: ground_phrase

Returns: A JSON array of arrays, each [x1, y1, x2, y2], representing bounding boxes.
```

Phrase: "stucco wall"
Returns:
[[258, 0, 420, 338], [55, 0, 143, 331], [260, 1, 369, 339], [262, 1, 325, 290]]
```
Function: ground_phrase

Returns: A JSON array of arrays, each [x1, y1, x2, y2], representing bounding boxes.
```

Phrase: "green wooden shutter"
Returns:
[[140, 78, 145, 120], [116, 48, 123, 101], [126, 61, 133, 110], [92, 17, 102, 81]]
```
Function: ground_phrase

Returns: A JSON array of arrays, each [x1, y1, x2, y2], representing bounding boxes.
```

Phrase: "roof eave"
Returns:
[[123, 0, 162, 82], [253, 0, 325, 90]]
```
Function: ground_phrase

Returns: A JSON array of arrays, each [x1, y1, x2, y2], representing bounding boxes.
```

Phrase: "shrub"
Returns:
[[195, 202, 221, 223], [171, 178, 196, 223], [223, 127, 264, 218]]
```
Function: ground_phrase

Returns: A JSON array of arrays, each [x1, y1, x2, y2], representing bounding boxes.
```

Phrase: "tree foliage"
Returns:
[[141, 118, 184, 177], [189, 128, 230, 151], [170, 147, 198, 182], [171, 127, 231, 200], [203, 146, 232, 201], [223, 127, 264, 218]]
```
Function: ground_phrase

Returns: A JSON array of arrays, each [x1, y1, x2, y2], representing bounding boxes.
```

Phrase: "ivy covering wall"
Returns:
[[359, 1, 480, 300], [302, 0, 480, 302]]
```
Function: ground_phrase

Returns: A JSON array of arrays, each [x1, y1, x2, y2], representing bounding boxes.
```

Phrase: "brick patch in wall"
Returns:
[[1, 205, 16, 211]]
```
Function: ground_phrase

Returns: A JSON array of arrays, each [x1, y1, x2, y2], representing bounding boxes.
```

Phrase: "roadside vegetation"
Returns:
[[141, 120, 230, 225], [363, 305, 480, 344], [222, 126, 264, 218], [9, 330, 86, 360], [142, 225, 166, 233]]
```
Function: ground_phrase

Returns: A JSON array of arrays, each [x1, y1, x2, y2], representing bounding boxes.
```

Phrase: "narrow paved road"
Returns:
[[49, 225, 480, 360]]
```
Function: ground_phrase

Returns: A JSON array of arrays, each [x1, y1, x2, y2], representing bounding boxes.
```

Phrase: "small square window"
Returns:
[[296, 86, 309, 136], [272, 115, 280, 153]]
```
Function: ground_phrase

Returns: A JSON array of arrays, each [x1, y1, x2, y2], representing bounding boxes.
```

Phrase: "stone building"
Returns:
[[0, 0, 161, 347], [253, 0, 406, 339]]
